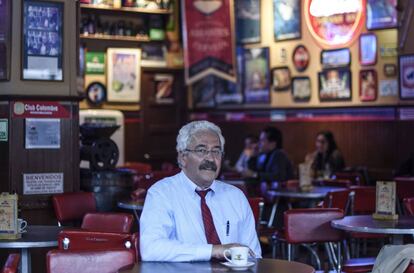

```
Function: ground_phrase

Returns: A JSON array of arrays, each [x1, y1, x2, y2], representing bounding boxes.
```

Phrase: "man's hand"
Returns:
[[211, 244, 255, 260], [241, 169, 257, 179]]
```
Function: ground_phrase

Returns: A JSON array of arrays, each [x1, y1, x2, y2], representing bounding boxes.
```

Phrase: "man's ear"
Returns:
[[178, 152, 187, 168]]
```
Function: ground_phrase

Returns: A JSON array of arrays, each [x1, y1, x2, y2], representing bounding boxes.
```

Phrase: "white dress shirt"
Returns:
[[140, 171, 262, 262]]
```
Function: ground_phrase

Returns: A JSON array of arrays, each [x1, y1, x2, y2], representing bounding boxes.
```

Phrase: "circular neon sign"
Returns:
[[304, 0, 365, 48]]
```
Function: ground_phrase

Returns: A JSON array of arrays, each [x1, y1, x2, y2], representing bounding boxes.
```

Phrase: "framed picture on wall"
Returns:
[[107, 48, 141, 102], [291, 77, 311, 102], [292, 45, 310, 72], [243, 47, 270, 103], [271, 66, 291, 91], [366, 0, 398, 30], [22, 0, 64, 81], [153, 74, 174, 104], [86, 82, 106, 106], [359, 70, 377, 102], [321, 48, 351, 68], [192, 75, 216, 108], [216, 47, 244, 105], [359, 33, 377, 66], [273, 0, 301, 41], [236, 0, 261, 44], [399, 54, 414, 100], [318, 68, 352, 101], [0, 0, 11, 80], [384, 64, 397, 77]]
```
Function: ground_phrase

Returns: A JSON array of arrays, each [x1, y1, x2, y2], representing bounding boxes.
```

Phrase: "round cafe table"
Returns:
[[331, 215, 414, 245], [117, 259, 315, 273], [118, 199, 144, 221], [0, 225, 63, 273]]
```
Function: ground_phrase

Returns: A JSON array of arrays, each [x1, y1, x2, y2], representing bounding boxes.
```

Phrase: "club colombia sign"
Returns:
[[304, 0, 365, 49]]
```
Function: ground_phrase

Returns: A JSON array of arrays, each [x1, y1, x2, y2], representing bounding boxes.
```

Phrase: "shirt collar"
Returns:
[[179, 171, 218, 196]]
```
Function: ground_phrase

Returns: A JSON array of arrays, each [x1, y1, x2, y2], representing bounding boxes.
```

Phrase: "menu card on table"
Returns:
[[373, 181, 398, 220]]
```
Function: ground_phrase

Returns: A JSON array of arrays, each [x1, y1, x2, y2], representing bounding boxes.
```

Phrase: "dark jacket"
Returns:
[[248, 149, 294, 182]]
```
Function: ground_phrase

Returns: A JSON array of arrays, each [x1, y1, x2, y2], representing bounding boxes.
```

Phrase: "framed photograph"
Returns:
[[271, 66, 291, 91], [359, 33, 377, 66], [107, 48, 141, 102], [141, 44, 167, 67], [0, 0, 11, 80], [321, 49, 351, 68], [22, 0, 64, 81], [384, 64, 397, 77], [192, 75, 216, 108], [153, 74, 174, 104], [236, 0, 261, 44], [243, 47, 270, 103], [379, 79, 398, 97], [366, 0, 398, 30], [292, 45, 310, 72], [399, 54, 414, 99], [318, 68, 352, 101], [86, 82, 106, 106], [291, 77, 311, 102], [216, 47, 243, 105], [359, 70, 377, 102], [273, 0, 301, 41]]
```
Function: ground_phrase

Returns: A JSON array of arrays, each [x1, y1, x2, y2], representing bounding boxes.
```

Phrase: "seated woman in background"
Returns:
[[305, 131, 345, 179], [234, 135, 258, 173]]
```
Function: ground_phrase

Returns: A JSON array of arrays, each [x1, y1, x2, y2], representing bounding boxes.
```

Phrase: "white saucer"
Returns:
[[221, 261, 255, 271]]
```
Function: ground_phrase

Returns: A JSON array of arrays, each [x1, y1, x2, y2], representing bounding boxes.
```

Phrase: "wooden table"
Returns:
[[331, 215, 414, 244], [117, 259, 315, 273], [0, 225, 62, 273]]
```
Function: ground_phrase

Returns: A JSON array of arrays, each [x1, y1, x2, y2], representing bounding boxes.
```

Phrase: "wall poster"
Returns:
[[22, 0, 64, 81], [359, 69, 377, 102], [243, 47, 270, 103], [236, 0, 261, 44], [0, 0, 11, 80], [319, 68, 352, 101], [399, 54, 414, 99], [366, 0, 398, 30], [182, 0, 236, 84], [359, 33, 377, 66], [292, 77, 311, 102], [107, 48, 141, 102], [274, 0, 301, 41]]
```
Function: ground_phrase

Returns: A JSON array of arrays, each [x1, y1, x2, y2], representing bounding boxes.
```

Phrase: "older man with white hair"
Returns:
[[140, 120, 261, 262]]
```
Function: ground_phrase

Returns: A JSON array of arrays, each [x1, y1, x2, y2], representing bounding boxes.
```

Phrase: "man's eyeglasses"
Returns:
[[185, 148, 224, 158]]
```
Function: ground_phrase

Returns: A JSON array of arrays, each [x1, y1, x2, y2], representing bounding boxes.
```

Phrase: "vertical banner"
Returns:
[[182, 0, 236, 85]]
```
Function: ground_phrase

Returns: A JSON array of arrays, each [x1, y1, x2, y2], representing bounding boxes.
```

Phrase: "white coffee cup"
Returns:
[[223, 246, 249, 266], [17, 218, 27, 233]]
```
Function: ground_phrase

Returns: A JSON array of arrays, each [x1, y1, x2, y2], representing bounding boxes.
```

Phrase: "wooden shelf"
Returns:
[[80, 3, 172, 14], [80, 34, 151, 42]]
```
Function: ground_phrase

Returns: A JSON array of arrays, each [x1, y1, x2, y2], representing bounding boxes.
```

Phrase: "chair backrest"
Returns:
[[47, 249, 135, 273], [394, 177, 414, 201], [349, 186, 376, 215], [403, 197, 414, 216], [319, 179, 351, 188], [323, 189, 351, 213], [58, 230, 136, 253], [405, 263, 414, 273], [284, 208, 344, 244], [122, 162, 152, 173], [334, 172, 364, 185], [52, 192, 97, 225], [1, 254, 20, 273], [248, 197, 264, 230], [81, 212, 134, 233]]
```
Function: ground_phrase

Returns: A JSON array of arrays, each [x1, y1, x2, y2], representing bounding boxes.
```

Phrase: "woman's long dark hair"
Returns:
[[313, 130, 338, 171]]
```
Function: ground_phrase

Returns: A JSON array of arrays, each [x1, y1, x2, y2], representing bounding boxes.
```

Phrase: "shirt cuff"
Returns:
[[195, 244, 213, 261]]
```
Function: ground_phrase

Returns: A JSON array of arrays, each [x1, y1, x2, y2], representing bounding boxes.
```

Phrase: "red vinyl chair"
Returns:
[[321, 189, 351, 213], [1, 254, 20, 273], [403, 197, 414, 216], [52, 192, 96, 226], [47, 249, 135, 273], [81, 212, 133, 233], [283, 208, 375, 273], [248, 197, 264, 232], [334, 172, 365, 185], [317, 179, 352, 188], [394, 177, 414, 214], [58, 230, 137, 253], [121, 162, 152, 173]]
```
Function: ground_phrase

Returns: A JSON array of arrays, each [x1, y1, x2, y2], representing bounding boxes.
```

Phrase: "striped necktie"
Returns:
[[196, 189, 221, 245]]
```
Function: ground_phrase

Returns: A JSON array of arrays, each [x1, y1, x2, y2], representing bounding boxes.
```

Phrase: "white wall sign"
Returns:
[[25, 118, 60, 149], [0, 119, 8, 142], [23, 173, 64, 195]]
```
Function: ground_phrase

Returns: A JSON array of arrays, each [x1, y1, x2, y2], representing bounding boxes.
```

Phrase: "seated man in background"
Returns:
[[140, 120, 261, 261], [242, 126, 293, 184], [234, 134, 258, 174]]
